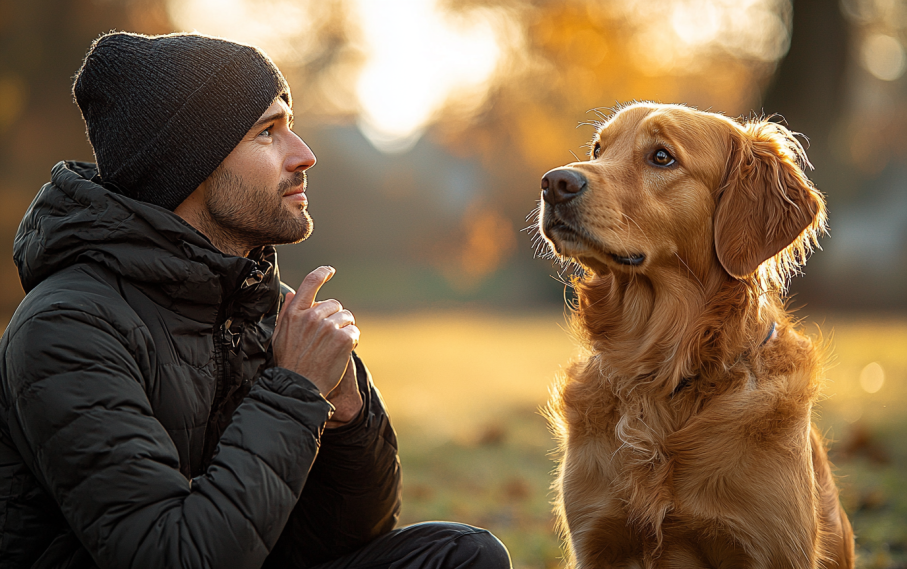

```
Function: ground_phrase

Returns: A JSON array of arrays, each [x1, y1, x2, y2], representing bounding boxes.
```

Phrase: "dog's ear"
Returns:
[[714, 120, 827, 280]]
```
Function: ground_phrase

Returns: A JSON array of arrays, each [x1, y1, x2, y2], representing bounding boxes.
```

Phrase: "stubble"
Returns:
[[200, 166, 313, 256]]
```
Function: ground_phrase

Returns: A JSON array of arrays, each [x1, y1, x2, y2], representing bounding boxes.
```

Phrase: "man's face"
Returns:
[[201, 98, 317, 253]]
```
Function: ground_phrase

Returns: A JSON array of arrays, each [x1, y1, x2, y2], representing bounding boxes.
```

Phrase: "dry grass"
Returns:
[[355, 310, 907, 569], [354, 310, 579, 444]]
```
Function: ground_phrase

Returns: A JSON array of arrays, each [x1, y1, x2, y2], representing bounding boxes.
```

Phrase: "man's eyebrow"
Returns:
[[248, 109, 295, 132]]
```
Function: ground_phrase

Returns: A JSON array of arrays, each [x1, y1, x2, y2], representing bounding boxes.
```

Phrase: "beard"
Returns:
[[201, 165, 313, 255]]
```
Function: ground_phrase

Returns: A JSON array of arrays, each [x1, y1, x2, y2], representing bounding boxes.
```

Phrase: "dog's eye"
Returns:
[[592, 142, 602, 159], [651, 149, 675, 167]]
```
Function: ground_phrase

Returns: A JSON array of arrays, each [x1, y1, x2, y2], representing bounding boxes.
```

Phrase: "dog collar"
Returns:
[[761, 321, 777, 346], [671, 321, 778, 398]]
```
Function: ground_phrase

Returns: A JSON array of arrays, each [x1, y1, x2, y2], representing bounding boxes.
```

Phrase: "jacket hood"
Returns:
[[14, 161, 268, 304]]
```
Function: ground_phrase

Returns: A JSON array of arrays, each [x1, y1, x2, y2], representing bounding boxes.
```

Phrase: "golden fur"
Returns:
[[538, 103, 854, 569]]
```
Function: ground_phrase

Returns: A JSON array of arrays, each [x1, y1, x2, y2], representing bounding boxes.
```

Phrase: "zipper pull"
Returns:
[[243, 268, 265, 289], [221, 318, 241, 352]]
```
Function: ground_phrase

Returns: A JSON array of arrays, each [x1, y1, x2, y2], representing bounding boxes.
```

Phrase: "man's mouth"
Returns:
[[282, 173, 308, 206], [281, 172, 307, 197], [283, 186, 307, 208]]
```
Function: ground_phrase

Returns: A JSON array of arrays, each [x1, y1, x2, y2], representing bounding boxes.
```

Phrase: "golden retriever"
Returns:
[[537, 103, 854, 569]]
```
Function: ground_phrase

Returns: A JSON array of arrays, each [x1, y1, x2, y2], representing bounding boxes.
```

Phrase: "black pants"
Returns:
[[310, 523, 512, 569]]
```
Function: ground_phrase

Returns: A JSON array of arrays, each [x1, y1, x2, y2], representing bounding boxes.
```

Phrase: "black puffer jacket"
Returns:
[[0, 161, 401, 568]]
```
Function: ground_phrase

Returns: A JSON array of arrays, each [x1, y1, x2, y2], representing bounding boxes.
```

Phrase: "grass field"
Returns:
[[354, 311, 907, 569]]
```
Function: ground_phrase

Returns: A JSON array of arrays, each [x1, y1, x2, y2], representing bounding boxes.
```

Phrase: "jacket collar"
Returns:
[[15, 161, 279, 313]]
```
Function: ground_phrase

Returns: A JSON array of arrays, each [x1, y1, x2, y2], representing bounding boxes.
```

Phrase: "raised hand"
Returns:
[[272, 266, 360, 398]]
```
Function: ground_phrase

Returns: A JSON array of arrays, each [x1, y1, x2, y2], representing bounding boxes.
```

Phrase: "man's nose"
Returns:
[[288, 132, 316, 171]]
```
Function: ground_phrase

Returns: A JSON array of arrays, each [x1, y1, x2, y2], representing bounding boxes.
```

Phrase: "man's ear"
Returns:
[[714, 120, 827, 280]]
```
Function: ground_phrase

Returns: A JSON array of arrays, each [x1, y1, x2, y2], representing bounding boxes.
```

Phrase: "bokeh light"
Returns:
[[840, 398, 864, 423], [167, 0, 792, 154], [620, 0, 791, 73], [861, 33, 907, 80], [860, 361, 886, 393]]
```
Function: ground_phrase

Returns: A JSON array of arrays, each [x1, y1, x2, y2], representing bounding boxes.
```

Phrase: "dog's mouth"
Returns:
[[541, 214, 646, 269], [611, 252, 646, 266]]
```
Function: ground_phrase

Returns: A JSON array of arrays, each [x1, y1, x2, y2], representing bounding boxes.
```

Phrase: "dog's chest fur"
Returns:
[[553, 328, 820, 568]]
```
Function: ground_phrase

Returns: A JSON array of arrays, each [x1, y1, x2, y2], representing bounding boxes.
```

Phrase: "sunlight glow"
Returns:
[[167, 0, 318, 63], [860, 361, 885, 394], [168, 0, 515, 153], [671, 1, 722, 46], [352, 0, 507, 153], [167, 0, 790, 154], [624, 0, 791, 72]]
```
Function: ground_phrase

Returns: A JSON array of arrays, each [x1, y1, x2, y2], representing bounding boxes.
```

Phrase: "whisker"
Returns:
[[606, 220, 635, 259], [673, 252, 705, 291], [619, 211, 656, 256]]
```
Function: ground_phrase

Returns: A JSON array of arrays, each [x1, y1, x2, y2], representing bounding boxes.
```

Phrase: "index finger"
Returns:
[[291, 266, 336, 309]]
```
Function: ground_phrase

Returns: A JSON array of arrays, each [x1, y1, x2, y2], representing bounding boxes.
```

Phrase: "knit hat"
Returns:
[[73, 31, 291, 211]]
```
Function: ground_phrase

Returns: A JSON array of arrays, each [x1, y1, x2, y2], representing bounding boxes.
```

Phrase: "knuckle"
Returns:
[[315, 300, 339, 316], [311, 302, 333, 320], [300, 309, 320, 325], [331, 328, 357, 349]]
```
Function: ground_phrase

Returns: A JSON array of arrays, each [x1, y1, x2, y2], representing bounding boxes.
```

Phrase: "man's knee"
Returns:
[[444, 525, 511, 569]]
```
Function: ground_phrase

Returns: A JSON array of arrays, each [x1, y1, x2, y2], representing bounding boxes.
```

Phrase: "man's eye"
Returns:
[[259, 127, 272, 137]]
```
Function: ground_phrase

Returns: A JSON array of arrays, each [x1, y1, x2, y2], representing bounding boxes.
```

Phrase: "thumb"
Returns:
[[292, 266, 335, 309]]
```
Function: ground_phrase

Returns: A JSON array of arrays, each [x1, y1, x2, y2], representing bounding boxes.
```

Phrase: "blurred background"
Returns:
[[1, 0, 905, 567]]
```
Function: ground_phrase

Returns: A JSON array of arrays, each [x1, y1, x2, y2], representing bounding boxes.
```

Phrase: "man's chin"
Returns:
[[298, 213, 313, 241], [273, 215, 312, 246], [296, 220, 313, 243]]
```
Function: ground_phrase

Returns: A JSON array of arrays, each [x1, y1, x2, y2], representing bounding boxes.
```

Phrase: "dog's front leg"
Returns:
[[558, 454, 640, 568]]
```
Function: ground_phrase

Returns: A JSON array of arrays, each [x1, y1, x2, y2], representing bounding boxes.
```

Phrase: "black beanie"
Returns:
[[73, 31, 291, 211]]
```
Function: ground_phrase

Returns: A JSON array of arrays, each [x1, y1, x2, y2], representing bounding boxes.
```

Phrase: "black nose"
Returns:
[[541, 168, 587, 205]]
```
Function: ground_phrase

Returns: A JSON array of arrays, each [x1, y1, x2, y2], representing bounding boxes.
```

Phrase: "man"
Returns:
[[0, 31, 511, 568]]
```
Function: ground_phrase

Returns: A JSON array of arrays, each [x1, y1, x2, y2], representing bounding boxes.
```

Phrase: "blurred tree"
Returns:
[[762, 0, 849, 145], [760, 0, 856, 307], [763, 0, 907, 310]]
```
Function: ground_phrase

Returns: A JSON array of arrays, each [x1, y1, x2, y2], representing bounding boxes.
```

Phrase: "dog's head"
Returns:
[[537, 103, 826, 292]]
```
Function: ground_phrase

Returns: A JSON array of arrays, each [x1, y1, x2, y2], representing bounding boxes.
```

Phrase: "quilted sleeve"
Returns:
[[264, 353, 402, 568]]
